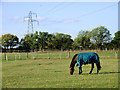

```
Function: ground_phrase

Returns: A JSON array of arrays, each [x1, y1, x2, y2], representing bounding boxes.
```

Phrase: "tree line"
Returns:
[[1, 26, 120, 52]]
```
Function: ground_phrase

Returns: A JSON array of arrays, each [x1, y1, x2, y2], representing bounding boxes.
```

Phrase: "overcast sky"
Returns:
[[1, 1, 119, 40]]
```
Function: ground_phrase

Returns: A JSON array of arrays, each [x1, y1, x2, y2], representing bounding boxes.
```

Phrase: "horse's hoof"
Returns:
[[89, 72, 92, 74], [97, 71, 99, 74]]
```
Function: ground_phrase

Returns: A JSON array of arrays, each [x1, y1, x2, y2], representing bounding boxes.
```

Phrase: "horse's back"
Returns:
[[77, 52, 99, 66]]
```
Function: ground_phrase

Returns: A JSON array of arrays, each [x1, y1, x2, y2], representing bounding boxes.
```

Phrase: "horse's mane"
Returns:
[[70, 54, 78, 67]]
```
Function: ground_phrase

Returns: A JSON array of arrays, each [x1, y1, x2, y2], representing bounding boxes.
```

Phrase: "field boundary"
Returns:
[[1, 50, 120, 61]]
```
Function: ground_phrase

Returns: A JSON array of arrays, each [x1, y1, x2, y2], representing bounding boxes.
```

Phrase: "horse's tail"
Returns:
[[70, 54, 78, 67]]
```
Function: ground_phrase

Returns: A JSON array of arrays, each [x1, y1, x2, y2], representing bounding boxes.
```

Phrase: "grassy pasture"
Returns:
[[2, 51, 119, 88]]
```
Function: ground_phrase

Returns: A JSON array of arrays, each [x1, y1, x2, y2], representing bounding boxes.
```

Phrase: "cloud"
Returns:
[[35, 16, 47, 21], [62, 19, 79, 23], [13, 16, 24, 23], [48, 18, 79, 24], [37, 18, 80, 26], [45, 18, 79, 24], [24, 16, 47, 22], [12, 16, 46, 23], [24, 17, 29, 21], [12, 16, 79, 25]]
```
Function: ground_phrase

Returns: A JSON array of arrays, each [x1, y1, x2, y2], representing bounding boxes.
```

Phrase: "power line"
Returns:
[[38, 3, 117, 27], [44, 2, 65, 17], [38, 3, 65, 16], [75, 3, 118, 19], [41, 3, 117, 19]]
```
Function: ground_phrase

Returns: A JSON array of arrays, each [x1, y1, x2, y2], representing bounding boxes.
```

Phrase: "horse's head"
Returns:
[[70, 66, 74, 75]]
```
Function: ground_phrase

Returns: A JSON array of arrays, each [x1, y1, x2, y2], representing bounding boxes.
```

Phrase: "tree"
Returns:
[[20, 34, 33, 51], [38, 32, 49, 51], [91, 26, 111, 49], [74, 31, 91, 49], [113, 31, 120, 41], [62, 34, 73, 50], [19, 32, 73, 51], [111, 31, 120, 49], [1, 34, 19, 49], [46, 34, 56, 50], [53, 33, 73, 50], [20, 31, 50, 51]]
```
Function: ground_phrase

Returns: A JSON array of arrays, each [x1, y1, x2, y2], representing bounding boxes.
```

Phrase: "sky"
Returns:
[[1, 1, 119, 40]]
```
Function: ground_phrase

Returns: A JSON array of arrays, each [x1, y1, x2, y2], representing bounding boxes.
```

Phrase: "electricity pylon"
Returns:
[[24, 11, 39, 34]]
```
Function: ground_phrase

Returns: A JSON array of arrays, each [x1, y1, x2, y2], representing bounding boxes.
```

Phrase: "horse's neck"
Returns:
[[70, 61, 76, 68], [70, 54, 78, 68]]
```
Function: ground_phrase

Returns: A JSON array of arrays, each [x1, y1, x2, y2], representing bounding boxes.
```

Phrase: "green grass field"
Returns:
[[2, 51, 119, 88]]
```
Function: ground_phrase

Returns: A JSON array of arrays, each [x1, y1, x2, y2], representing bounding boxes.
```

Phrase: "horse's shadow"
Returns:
[[99, 71, 120, 74], [81, 71, 120, 75]]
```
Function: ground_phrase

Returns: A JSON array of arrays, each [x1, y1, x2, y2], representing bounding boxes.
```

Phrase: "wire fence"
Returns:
[[1, 50, 120, 62], [2, 51, 72, 61]]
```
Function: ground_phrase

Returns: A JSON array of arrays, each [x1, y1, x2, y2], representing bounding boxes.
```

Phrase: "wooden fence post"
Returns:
[[6, 55, 8, 61], [19, 53, 20, 59], [60, 52, 61, 59], [68, 51, 70, 58], [115, 52, 117, 58], [4, 53, 8, 61], [15, 55, 16, 61], [4, 53, 6, 60], [27, 52, 28, 58], [48, 52, 50, 59]]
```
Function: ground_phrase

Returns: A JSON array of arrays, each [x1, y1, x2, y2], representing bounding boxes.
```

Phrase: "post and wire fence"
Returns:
[[1, 50, 120, 61], [2, 51, 72, 61]]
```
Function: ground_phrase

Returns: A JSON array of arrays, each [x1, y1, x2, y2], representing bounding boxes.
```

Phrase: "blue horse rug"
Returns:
[[76, 52, 99, 67]]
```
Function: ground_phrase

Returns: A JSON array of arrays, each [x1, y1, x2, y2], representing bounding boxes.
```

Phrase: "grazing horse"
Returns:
[[70, 52, 101, 75]]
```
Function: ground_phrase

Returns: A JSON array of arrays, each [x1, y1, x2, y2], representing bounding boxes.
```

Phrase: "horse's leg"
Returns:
[[79, 66, 82, 75], [97, 69, 99, 74], [89, 63, 94, 74], [96, 62, 101, 74]]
